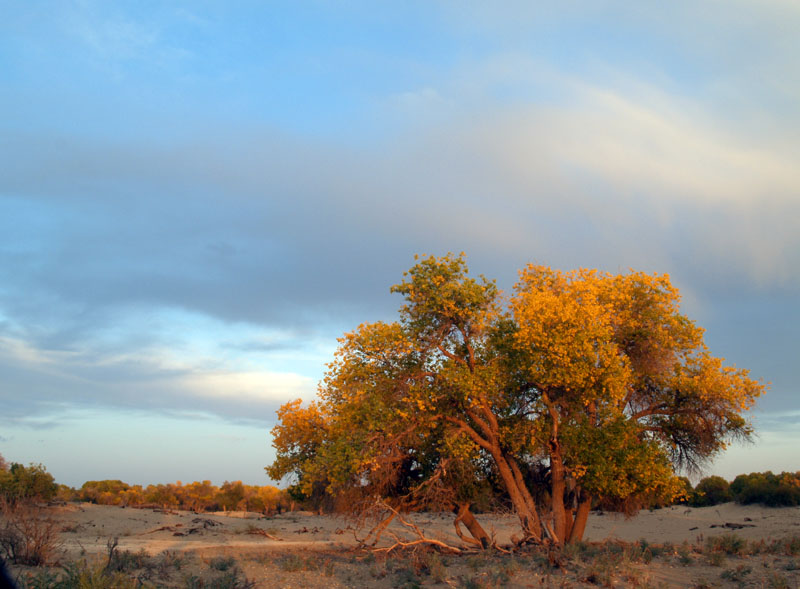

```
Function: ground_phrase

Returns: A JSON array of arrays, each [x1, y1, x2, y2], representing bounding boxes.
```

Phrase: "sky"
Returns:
[[1, 1, 798, 489]]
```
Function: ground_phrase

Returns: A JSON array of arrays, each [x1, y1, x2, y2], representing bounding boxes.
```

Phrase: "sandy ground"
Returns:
[[51, 501, 800, 556], [10, 502, 800, 587]]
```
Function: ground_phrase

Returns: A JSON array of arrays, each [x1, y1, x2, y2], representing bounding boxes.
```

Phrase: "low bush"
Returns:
[[0, 500, 62, 566], [707, 533, 746, 556], [208, 556, 237, 572]]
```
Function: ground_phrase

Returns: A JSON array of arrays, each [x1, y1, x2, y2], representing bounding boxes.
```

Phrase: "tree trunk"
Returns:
[[491, 450, 542, 542], [447, 413, 543, 543], [453, 503, 492, 549], [567, 491, 592, 543], [564, 501, 574, 541], [549, 442, 567, 546]]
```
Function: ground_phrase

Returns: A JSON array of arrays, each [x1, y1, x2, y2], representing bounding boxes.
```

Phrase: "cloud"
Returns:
[[0, 0, 797, 430], [1, 64, 798, 329], [0, 323, 319, 426]]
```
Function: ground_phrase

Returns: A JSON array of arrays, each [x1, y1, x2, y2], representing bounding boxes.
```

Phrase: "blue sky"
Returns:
[[1, 1, 798, 488]]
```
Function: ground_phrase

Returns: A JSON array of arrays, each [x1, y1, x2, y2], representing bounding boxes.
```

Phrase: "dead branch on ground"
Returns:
[[364, 498, 463, 554]]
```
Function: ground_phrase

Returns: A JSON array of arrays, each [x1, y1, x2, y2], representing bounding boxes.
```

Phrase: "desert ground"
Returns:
[[8, 501, 800, 588]]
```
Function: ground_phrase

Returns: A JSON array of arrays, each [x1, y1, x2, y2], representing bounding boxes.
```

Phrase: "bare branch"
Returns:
[[369, 499, 463, 554]]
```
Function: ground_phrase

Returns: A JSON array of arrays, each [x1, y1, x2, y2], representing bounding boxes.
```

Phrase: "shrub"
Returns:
[[707, 533, 746, 556], [58, 559, 139, 588], [690, 476, 730, 507], [720, 564, 751, 582], [0, 464, 57, 504], [208, 556, 237, 572], [0, 499, 62, 566]]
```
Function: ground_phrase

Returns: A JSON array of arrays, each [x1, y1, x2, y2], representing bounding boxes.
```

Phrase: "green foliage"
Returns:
[[0, 463, 57, 503], [58, 559, 139, 588], [691, 476, 731, 507], [730, 471, 800, 507]]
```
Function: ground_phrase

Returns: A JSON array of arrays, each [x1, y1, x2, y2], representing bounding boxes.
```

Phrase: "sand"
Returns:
[[51, 501, 800, 556], [10, 502, 800, 587]]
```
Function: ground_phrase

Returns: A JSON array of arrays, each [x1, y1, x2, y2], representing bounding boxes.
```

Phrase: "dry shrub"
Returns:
[[0, 499, 62, 565]]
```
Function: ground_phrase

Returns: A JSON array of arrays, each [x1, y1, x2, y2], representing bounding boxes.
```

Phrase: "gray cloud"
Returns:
[[1, 0, 797, 430]]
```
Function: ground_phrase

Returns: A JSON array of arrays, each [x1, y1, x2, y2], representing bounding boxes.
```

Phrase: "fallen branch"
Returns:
[[354, 509, 396, 547], [246, 529, 282, 541], [369, 499, 462, 554]]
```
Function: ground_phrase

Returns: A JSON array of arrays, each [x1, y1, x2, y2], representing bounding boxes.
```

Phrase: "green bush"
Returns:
[[690, 476, 730, 507], [730, 472, 800, 507], [0, 463, 57, 503]]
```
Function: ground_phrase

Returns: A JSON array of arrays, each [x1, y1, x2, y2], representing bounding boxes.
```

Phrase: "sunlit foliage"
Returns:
[[0, 463, 57, 504], [76, 479, 289, 512], [268, 254, 765, 545]]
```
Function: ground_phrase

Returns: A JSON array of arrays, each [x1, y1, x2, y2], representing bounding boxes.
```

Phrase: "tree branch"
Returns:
[[443, 416, 494, 453]]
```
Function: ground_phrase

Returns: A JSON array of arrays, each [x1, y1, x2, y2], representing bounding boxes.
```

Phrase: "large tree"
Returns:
[[268, 254, 764, 547]]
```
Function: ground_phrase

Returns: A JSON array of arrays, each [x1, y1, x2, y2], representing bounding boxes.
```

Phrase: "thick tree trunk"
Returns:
[[453, 503, 492, 549], [567, 491, 592, 543]]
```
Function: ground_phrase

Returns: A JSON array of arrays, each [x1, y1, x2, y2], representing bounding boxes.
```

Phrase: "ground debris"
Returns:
[[192, 517, 222, 528], [247, 528, 282, 541]]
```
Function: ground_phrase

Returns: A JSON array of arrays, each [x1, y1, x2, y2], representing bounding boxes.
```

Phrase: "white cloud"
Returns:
[[182, 370, 315, 404]]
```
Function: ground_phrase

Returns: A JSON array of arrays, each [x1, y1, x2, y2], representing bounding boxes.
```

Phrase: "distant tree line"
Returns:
[[0, 454, 290, 513], [684, 471, 800, 508], [3, 453, 796, 514], [71, 479, 290, 513]]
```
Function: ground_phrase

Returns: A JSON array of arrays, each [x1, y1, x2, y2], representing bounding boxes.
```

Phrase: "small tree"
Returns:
[[691, 476, 731, 506]]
